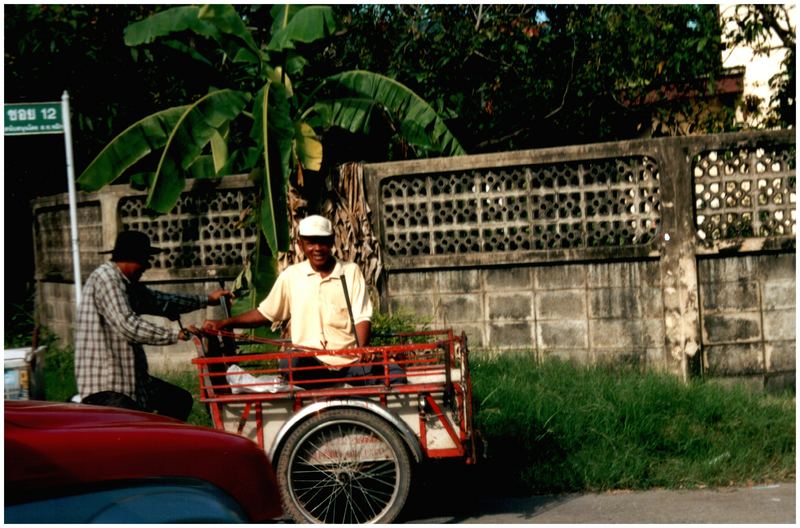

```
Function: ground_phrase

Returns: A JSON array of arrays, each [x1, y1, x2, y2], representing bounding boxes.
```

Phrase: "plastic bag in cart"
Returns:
[[225, 364, 303, 394]]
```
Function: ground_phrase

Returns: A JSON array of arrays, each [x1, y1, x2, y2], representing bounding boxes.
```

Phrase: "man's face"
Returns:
[[128, 257, 152, 283], [300, 236, 334, 271]]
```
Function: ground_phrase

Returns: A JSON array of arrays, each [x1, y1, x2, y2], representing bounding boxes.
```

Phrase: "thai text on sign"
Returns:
[[4, 102, 64, 135]]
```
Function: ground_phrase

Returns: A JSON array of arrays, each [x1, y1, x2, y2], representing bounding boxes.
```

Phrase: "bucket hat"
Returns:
[[99, 231, 163, 262]]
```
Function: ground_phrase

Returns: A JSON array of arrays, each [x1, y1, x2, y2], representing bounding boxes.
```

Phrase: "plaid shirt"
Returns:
[[74, 261, 207, 407]]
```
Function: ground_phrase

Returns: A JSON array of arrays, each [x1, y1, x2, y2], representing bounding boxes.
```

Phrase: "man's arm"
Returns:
[[95, 268, 181, 345], [131, 285, 231, 318], [355, 320, 371, 347], [200, 308, 270, 333]]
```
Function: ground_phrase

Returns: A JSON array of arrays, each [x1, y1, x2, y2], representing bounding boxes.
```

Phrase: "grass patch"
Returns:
[[42, 344, 77, 403], [471, 355, 795, 495]]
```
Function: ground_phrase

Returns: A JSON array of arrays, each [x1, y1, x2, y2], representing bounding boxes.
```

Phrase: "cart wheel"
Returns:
[[276, 408, 412, 524]]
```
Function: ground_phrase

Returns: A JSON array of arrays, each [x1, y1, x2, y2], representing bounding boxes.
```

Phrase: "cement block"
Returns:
[[762, 280, 795, 310], [389, 295, 435, 319], [453, 325, 486, 349], [766, 341, 796, 372], [534, 264, 586, 289], [645, 319, 666, 347], [436, 269, 481, 293], [387, 272, 435, 295], [638, 261, 663, 288], [700, 280, 759, 312], [698, 256, 756, 282], [762, 308, 796, 341], [587, 261, 651, 288], [589, 288, 659, 319], [757, 253, 796, 281], [537, 320, 588, 349], [485, 266, 531, 290], [438, 293, 484, 323], [704, 343, 764, 375], [702, 313, 761, 344], [488, 293, 533, 320], [536, 290, 586, 320], [646, 347, 668, 371], [591, 319, 659, 348], [488, 322, 535, 348]]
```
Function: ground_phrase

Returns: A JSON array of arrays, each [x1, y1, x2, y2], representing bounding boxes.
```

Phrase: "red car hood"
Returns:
[[5, 400, 281, 521]]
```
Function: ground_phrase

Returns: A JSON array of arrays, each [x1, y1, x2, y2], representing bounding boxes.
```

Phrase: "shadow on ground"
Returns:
[[396, 459, 568, 523]]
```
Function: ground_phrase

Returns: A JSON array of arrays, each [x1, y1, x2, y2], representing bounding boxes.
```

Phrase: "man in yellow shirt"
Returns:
[[202, 215, 404, 386]]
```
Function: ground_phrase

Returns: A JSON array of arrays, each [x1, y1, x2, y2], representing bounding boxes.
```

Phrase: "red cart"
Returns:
[[191, 329, 477, 524]]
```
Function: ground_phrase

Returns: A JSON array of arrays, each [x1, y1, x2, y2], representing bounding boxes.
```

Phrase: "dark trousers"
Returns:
[[81, 376, 193, 422], [279, 355, 407, 388]]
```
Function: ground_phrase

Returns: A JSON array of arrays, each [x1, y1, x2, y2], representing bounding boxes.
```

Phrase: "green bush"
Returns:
[[42, 344, 77, 403], [370, 310, 430, 345]]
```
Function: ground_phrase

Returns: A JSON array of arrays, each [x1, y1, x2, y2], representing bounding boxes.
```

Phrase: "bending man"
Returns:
[[75, 230, 230, 420]]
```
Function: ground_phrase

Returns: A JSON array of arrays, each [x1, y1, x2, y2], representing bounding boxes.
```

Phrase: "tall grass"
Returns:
[[471, 354, 795, 495]]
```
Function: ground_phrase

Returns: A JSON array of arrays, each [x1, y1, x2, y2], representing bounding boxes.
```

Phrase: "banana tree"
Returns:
[[77, 4, 464, 319]]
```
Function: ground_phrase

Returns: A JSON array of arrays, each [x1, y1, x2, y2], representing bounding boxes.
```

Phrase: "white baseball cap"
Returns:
[[298, 215, 333, 237]]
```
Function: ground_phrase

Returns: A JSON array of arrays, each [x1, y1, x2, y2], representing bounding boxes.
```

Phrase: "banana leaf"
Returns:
[[198, 4, 262, 63], [210, 127, 228, 174], [230, 233, 279, 340], [294, 121, 322, 172], [314, 70, 466, 157], [78, 106, 188, 192], [307, 97, 378, 135], [250, 81, 294, 254], [162, 39, 214, 67], [267, 5, 336, 52], [147, 89, 250, 213], [187, 155, 216, 180], [124, 6, 219, 45]]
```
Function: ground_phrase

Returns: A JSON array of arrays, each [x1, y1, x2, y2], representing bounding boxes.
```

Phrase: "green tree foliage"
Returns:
[[4, 4, 206, 165], [73, 4, 463, 319], [4, 4, 188, 321], [322, 4, 734, 153]]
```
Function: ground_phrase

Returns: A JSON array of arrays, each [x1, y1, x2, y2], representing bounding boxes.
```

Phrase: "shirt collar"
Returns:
[[107, 261, 131, 285], [301, 259, 342, 280]]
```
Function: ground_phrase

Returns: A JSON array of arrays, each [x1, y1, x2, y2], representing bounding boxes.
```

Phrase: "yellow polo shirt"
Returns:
[[257, 259, 373, 366]]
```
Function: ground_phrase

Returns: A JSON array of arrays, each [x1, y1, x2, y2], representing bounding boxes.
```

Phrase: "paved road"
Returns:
[[400, 482, 795, 523]]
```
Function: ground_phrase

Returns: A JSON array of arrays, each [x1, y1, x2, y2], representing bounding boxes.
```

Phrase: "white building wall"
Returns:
[[720, 4, 795, 127]]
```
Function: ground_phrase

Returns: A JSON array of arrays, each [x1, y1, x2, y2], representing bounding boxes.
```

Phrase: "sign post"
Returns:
[[5, 93, 82, 307]]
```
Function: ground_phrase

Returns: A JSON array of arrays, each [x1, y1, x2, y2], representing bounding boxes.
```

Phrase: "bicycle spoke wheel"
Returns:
[[277, 409, 411, 524]]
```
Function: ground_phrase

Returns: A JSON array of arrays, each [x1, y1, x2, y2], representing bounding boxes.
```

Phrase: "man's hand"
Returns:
[[202, 319, 228, 333], [178, 329, 192, 341], [207, 289, 233, 306]]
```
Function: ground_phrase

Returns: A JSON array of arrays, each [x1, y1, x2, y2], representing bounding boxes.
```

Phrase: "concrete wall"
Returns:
[[386, 260, 667, 369], [32, 131, 795, 387], [364, 130, 795, 387], [698, 253, 795, 390]]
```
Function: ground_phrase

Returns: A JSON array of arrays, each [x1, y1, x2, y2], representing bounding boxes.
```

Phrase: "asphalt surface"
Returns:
[[400, 482, 796, 524]]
